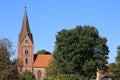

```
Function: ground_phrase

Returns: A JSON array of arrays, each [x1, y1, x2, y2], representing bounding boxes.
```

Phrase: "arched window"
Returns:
[[25, 58, 28, 64], [25, 40, 28, 46], [25, 49, 28, 54], [38, 70, 42, 79], [25, 40, 28, 43]]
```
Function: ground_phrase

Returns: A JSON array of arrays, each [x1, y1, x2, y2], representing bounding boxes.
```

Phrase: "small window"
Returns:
[[25, 40, 28, 43], [38, 70, 42, 79], [25, 50, 28, 54], [25, 58, 28, 64], [25, 40, 28, 46]]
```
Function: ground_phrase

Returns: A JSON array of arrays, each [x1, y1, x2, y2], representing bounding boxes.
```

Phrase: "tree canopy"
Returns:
[[107, 45, 120, 79], [107, 63, 120, 80], [0, 38, 19, 80], [49, 25, 109, 79], [35, 49, 51, 54], [116, 45, 120, 64]]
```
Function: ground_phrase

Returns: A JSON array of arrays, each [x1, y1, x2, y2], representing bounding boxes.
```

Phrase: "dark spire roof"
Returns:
[[19, 8, 33, 44]]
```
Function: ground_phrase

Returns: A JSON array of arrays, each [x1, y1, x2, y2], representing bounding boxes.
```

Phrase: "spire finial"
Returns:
[[25, 6, 27, 9], [24, 0, 28, 9]]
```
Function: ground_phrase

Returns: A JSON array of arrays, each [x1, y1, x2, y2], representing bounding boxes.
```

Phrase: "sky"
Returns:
[[0, 0, 120, 63]]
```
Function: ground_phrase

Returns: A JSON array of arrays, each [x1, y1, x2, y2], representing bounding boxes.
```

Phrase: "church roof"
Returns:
[[33, 54, 52, 68], [19, 8, 33, 44]]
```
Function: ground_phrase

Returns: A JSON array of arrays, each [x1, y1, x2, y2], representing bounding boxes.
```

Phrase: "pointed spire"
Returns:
[[19, 7, 33, 44], [21, 7, 31, 34]]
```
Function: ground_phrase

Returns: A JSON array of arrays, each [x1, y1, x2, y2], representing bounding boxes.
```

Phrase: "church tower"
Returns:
[[18, 8, 34, 73]]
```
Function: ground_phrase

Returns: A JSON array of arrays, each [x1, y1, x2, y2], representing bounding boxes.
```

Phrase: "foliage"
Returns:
[[36, 49, 51, 54], [50, 25, 109, 79], [46, 59, 59, 77], [8, 59, 20, 80], [116, 45, 120, 64], [20, 70, 36, 80], [47, 73, 86, 80], [47, 59, 87, 80], [0, 38, 19, 80], [108, 45, 120, 79], [107, 63, 120, 80]]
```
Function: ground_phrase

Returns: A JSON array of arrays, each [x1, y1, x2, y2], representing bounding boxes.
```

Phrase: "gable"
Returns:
[[21, 35, 33, 47]]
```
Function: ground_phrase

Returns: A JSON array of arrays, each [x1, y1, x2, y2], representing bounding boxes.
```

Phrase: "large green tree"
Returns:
[[52, 26, 109, 79], [0, 38, 19, 80]]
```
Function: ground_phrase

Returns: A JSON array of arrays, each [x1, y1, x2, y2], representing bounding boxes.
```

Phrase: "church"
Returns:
[[18, 8, 52, 80]]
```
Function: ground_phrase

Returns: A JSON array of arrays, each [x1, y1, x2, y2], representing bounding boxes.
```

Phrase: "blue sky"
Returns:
[[0, 0, 120, 63]]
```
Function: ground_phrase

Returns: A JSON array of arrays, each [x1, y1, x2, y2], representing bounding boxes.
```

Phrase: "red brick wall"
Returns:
[[33, 68, 46, 80], [18, 36, 34, 73]]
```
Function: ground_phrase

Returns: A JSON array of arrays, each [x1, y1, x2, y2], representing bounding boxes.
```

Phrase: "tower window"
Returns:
[[25, 40, 28, 43], [25, 50, 28, 54], [25, 40, 28, 46], [25, 58, 28, 64]]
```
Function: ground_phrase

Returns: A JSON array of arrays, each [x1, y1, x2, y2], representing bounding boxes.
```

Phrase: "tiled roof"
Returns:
[[33, 54, 52, 68]]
